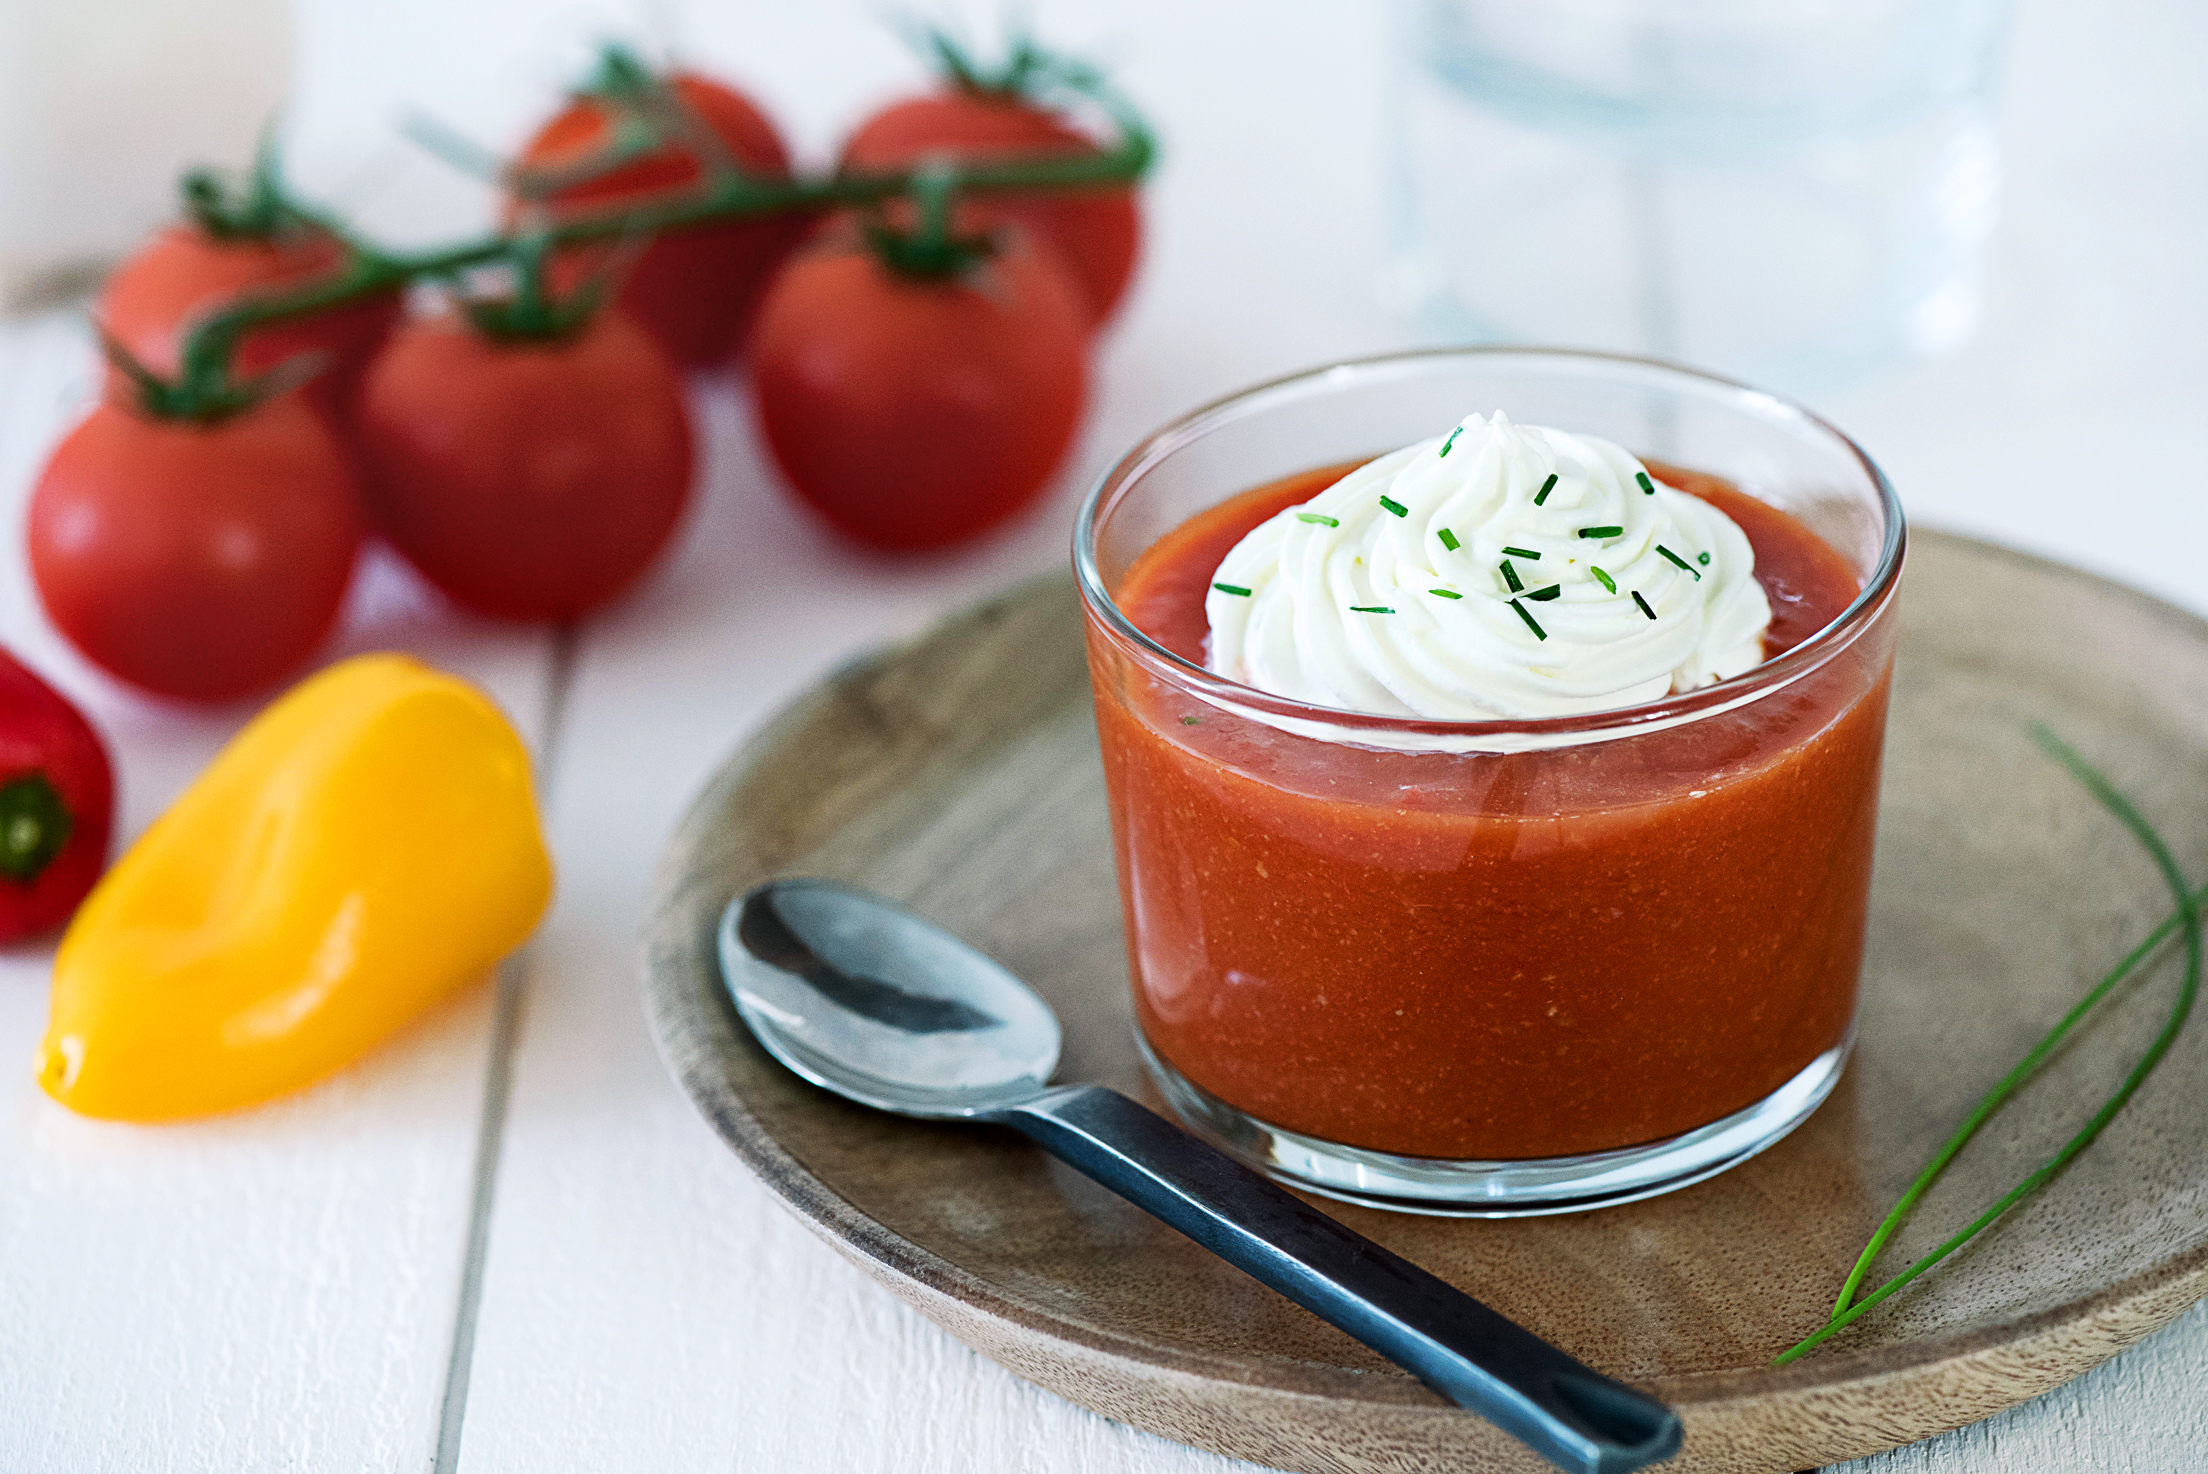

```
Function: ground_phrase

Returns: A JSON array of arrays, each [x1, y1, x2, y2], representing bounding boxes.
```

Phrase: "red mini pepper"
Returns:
[[0, 647, 114, 942]]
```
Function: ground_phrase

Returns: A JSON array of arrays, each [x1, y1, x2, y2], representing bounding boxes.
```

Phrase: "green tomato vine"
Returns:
[[141, 37, 1154, 419]]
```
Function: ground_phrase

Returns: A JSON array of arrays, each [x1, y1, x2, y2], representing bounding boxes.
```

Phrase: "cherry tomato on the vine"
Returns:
[[27, 395, 363, 702], [519, 71, 812, 369], [750, 223, 1087, 550], [353, 310, 694, 622], [840, 92, 1141, 330], [96, 223, 402, 411]]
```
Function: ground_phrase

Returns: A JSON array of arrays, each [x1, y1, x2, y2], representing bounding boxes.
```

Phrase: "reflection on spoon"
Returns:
[[734, 892, 1000, 1033]]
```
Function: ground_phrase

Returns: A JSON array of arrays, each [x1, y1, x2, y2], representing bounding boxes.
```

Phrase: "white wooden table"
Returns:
[[2, 2, 2203, 1470]]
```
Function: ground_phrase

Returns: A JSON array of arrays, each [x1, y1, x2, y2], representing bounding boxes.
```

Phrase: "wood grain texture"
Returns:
[[1829, 1298, 2208, 1472], [0, 317, 558, 1472], [645, 537, 2208, 1474]]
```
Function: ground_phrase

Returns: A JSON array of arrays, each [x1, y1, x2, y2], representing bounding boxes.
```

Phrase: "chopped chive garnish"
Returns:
[[1379, 495, 1408, 518], [1632, 590, 1656, 620], [1212, 582, 1252, 596], [1348, 605, 1395, 614], [1296, 512, 1339, 527], [1525, 584, 1561, 602], [1534, 474, 1558, 506], [1577, 525, 1624, 539], [1636, 471, 1657, 496], [1439, 426, 1464, 457], [1429, 588, 1462, 600], [1591, 566, 1617, 594], [1180, 716, 1201, 725], [1656, 544, 1702, 579], [1510, 599, 1547, 640], [1437, 527, 1461, 552], [1698, 550, 1711, 565], [1501, 545, 1541, 560], [1500, 560, 1524, 593]]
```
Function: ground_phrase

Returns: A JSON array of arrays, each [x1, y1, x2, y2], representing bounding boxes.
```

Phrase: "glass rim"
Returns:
[[1071, 345, 1907, 743]]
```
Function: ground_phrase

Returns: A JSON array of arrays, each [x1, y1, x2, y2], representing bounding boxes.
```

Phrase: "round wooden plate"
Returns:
[[644, 531, 2208, 1474]]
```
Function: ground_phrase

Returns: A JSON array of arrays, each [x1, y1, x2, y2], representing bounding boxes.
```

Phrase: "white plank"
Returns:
[[452, 0, 1392, 1466], [0, 305, 557, 1467]]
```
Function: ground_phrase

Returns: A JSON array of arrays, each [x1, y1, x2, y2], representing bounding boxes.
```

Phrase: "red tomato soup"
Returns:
[[1088, 459, 1892, 1161]]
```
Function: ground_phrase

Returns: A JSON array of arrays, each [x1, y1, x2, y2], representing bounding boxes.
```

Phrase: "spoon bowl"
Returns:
[[724, 878, 1058, 1118]]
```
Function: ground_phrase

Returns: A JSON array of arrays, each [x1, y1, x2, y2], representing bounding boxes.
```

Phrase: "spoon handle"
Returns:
[[994, 1085, 1682, 1474]]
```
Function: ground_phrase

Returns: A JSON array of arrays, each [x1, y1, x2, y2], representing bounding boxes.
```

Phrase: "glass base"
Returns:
[[1137, 1031, 1852, 1218]]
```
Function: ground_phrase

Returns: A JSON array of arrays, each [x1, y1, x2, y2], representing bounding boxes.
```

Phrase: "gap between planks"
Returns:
[[434, 622, 581, 1474]]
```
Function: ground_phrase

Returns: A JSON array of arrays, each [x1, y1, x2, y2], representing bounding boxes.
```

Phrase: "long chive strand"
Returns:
[[1773, 728, 2200, 1365], [1827, 836, 2202, 1323]]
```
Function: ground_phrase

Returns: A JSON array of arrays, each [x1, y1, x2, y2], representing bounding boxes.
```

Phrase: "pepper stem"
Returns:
[[0, 774, 73, 885]]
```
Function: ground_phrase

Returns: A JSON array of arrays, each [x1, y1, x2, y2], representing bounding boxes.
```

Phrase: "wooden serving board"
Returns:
[[643, 531, 2208, 1474]]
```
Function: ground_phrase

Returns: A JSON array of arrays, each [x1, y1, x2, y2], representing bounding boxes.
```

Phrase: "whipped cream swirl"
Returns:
[[1204, 412, 1772, 721]]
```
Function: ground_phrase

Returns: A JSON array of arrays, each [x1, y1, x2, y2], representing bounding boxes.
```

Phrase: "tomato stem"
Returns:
[[179, 131, 301, 241], [462, 232, 611, 342], [150, 40, 1155, 420], [913, 26, 1086, 105], [862, 163, 993, 280]]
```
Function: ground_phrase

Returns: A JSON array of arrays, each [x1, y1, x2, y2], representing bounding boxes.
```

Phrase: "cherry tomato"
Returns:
[[840, 93, 1141, 330], [519, 72, 812, 369], [27, 395, 363, 702], [353, 311, 694, 621], [750, 224, 1086, 550], [96, 223, 402, 411], [0, 646, 114, 944]]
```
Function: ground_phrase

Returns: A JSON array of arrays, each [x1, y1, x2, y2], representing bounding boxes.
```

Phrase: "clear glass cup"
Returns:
[[1385, 0, 2015, 395], [1075, 348, 1904, 1215]]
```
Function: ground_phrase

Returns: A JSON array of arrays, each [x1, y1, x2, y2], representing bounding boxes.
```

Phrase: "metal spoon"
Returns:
[[719, 878, 1683, 1474]]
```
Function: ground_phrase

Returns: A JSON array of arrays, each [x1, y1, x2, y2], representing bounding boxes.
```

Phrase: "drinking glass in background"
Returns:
[[1385, 0, 2015, 396]]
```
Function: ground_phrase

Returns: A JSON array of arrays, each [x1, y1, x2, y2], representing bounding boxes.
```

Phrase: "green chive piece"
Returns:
[[1180, 716, 1201, 725], [1525, 584, 1561, 602], [1591, 566, 1617, 594], [1297, 512, 1340, 527], [1439, 426, 1464, 457], [1501, 546, 1541, 561], [1656, 544, 1702, 579], [1212, 582, 1251, 597], [1636, 470, 1656, 496], [1577, 526, 1624, 539], [1437, 528, 1461, 552], [1510, 599, 1547, 640], [1631, 591, 1656, 620], [1698, 550, 1711, 565], [1534, 474, 1558, 506], [1348, 605, 1395, 614], [1429, 588, 1462, 600], [1379, 495, 1408, 518], [1500, 560, 1524, 594]]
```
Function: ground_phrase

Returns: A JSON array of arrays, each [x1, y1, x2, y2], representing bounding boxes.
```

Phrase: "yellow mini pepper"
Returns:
[[38, 654, 553, 1121]]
